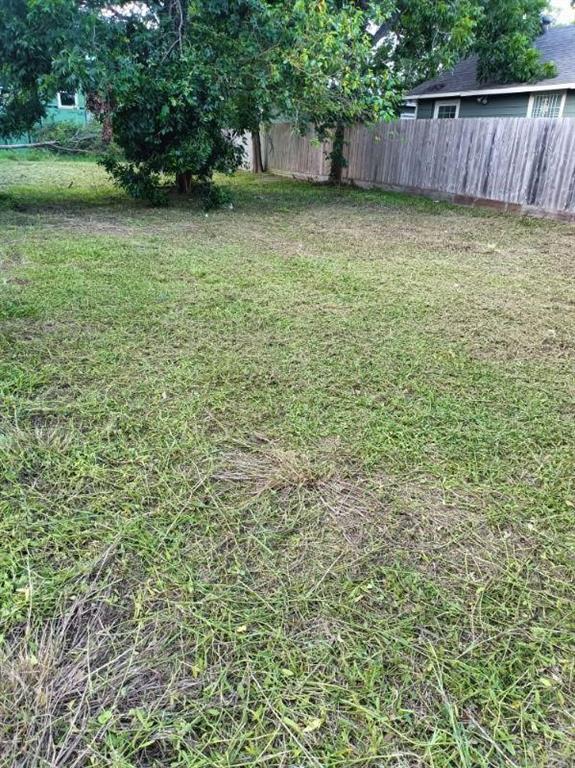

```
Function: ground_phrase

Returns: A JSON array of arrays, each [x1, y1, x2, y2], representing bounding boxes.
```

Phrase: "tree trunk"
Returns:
[[328, 122, 346, 184], [86, 92, 114, 145], [101, 114, 113, 145], [251, 130, 264, 173], [176, 170, 193, 194]]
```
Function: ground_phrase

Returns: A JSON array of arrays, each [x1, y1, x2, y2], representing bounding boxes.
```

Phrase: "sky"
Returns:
[[550, 0, 574, 24]]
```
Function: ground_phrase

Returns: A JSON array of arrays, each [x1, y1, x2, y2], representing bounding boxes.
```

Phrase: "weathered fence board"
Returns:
[[261, 118, 575, 220], [262, 125, 331, 180]]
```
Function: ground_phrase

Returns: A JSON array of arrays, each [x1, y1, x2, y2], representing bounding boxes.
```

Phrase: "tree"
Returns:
[[325, 0, 482, 180], [475, 0, 556, 83], [0, 0, 556, 203], [0, 0, 84, 137], [99, 1, 400, 201]]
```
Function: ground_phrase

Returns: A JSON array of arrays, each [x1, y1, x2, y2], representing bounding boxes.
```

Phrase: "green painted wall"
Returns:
[[416, 90, 575, 119], [459, 93, 530, 117], [43, 92, 89, 127], [1, 92, 90, 145]]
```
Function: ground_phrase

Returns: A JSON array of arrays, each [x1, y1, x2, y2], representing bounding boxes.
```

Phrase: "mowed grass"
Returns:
[[0, 158, 574, 768]]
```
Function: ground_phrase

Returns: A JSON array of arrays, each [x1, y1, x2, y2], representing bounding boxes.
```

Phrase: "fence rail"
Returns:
[[261, 118, 575, 220]]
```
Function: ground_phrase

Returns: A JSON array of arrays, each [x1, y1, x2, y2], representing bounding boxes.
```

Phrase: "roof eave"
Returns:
[[409, 82, 575, 99]]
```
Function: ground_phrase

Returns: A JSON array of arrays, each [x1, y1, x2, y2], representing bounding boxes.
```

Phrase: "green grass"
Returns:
[[0, 159, 574, 767]]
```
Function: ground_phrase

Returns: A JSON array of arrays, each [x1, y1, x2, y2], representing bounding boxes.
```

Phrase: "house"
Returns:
[[407, 23, 575, 120], [0, 90, 90, 144]]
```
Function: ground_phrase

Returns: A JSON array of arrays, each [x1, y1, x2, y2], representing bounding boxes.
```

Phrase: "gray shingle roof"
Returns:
[[409, 24, 575, 97]]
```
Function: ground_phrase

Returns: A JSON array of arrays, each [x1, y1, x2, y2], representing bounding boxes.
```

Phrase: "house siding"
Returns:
[[43, 93, 89, 127], [416, 89, 575, 119], [415, 100, 434, 119], [416, 93, 530, 118], [1, 92, 89, 145], [459, 93, 530, 117]]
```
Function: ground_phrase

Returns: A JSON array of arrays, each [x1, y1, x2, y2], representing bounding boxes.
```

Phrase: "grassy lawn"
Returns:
[[1, 157, 574, 767]]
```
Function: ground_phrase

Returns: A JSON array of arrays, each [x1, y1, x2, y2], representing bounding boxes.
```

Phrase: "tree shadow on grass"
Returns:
[[0, 157, 458, 223]]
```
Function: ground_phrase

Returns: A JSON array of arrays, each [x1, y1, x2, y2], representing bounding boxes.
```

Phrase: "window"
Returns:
[[434, 100, 460, 119], [400, 100, 417, 120], [528, 91, 565, 118], [57, 91, 78, 109]]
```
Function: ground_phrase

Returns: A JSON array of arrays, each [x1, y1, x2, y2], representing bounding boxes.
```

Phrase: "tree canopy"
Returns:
[[0, 0, 556, 203], [476, 0, 556, 83]]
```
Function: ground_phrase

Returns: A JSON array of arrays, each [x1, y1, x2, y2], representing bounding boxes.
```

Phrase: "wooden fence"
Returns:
[[262, 124, 332, 181], [261, 118, 575, 220]]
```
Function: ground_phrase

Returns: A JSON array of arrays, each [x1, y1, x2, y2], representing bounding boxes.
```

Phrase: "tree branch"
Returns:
[[0, 140, 96, 153], [372, 10, 401, 45]]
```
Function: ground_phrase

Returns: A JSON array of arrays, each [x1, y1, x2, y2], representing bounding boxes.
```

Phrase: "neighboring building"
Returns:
[[0, 90, 90, 144], [408, 24, 575, 120]]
